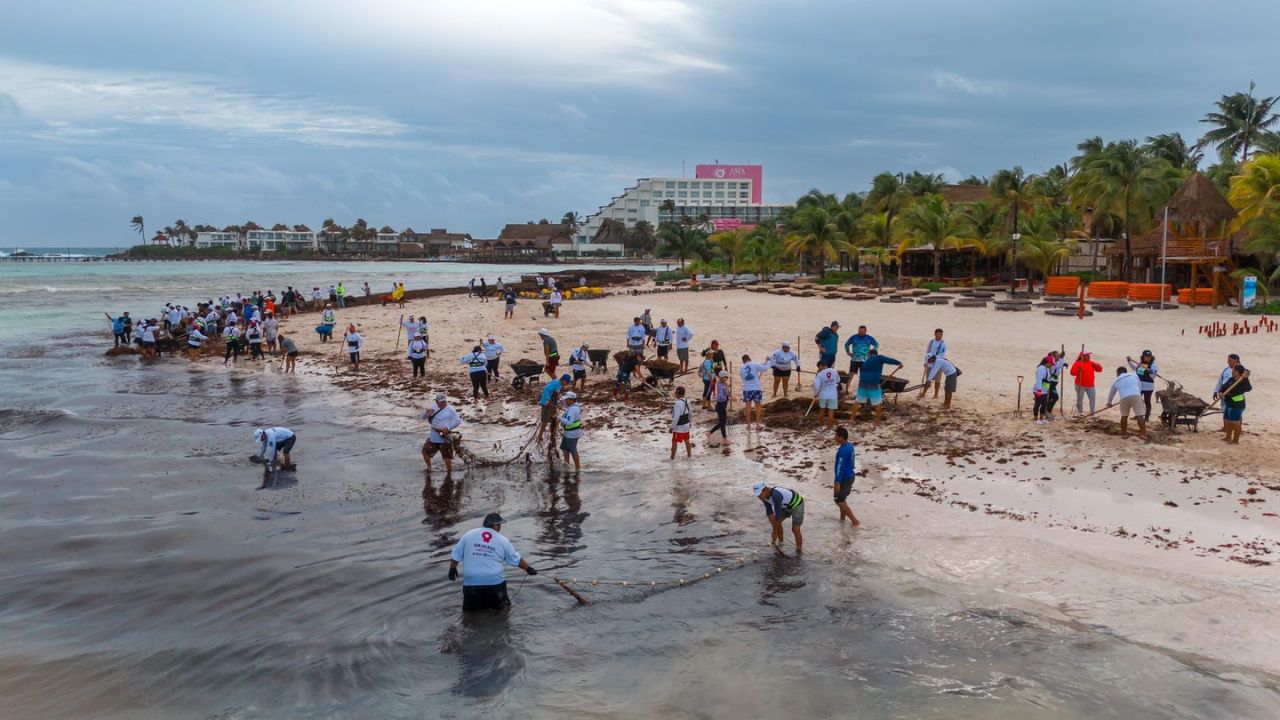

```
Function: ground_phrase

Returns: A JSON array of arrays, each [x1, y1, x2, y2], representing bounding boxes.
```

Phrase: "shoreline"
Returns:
[[101, 280, 1280, 678]]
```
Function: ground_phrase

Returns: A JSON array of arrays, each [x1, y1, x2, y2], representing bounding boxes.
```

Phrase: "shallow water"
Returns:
[[0, 259, 654, 343], [2, 345, 1279, 719]]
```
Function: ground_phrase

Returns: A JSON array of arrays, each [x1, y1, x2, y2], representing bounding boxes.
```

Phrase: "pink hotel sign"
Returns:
[[695, 164, 763, 204]]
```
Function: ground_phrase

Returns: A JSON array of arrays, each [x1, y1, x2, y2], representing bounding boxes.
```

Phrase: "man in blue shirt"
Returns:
[[843, 325, 879, 379], [752, 481, 804, 553], [814, 321, 840, 369], [832, 427, 860, 526], [856, 349, 903, 424], [449, 512, 537, 612], [535, 373, 571, 444]]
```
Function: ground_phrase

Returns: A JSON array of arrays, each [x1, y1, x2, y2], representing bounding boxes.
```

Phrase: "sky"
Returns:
[[3, 0, 1279, 247]]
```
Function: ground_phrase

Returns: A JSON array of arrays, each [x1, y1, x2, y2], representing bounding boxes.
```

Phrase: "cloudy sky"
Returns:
[[3, 0, 1278, 247]]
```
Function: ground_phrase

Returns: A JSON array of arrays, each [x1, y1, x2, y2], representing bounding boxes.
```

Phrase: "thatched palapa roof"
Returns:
[[1165, 172, 1236, 226]]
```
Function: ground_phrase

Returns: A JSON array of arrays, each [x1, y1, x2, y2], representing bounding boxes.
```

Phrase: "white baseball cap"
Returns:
[[751, 481, 766, 496], [434, 393, 447, 402], [538, 328, 551, 335], [563, 391, 577, 400]]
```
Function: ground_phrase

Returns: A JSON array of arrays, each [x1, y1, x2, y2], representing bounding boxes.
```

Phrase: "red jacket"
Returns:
[[1070, 358, 1102, 388]]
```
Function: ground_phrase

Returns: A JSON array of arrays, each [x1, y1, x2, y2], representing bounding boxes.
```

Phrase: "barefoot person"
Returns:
[[503, 286, 517, 319], [1107, 366, 1147, 440], [924, 328, 947, 398], [768, 341, 801, 398], [1127, 350, 1160, 422], [626, 317, 647, 356], [421, 393, 461, 474], [253, 426, 296, 469], [670, 386, 693, 459], [448, 513, 537, 612], [278, 333, 298, 373], [843, 324, 878, 386], [707, 369, 731, 445], [483, 334, 505, 379], [753, 481, 804, 553], [344, 324, 364, 370], [535, 373, 570, 444], [920, 354, 958, 410], [560, 391, 583, 471], [568, 342, 590, 392], [856, 349, 902, 424], [654, 319, 674, 360], [1221, 365, 1252, 444], [675, 318, 694, 373], [1213, 354, 1243, 433], [812, 359, 841, 429], [538, 328, 560, 378], [832, 427, 860, 526], [738, 354, 771, 430]]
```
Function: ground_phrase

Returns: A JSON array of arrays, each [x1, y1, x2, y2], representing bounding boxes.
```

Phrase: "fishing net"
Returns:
[[449, 428, 552, 468], [545, 546, 782, 606]]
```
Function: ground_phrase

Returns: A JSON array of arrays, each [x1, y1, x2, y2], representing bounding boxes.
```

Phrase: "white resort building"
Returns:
[[576, 164, 790, 250]]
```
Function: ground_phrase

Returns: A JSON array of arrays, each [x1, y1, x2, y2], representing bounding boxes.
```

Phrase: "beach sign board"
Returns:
[[1242, 274, 1258, 309]]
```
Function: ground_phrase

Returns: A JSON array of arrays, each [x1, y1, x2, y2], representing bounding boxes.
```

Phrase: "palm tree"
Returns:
[[1069, 140, 1181, 280], [561, 211, 581, 241], [631, 220, 656, 257], [867, 172, 911, 226], [1238, 215, 1280, 285], [859, 246, 898, 291], [656, 222, 706, 269], [709, 228, 751, 276], [1227, 154, 1280, 228], [991, 166, 1038, 282], [900, 194, 975, 279], [1206, 158, 1241, 196], [172, 219, 195, 247], [904, 171, 944, 197], [795, 188, 838, 209], [1016, 237, 1076, 281], [1071, 136, 1106, 174], [599, 218, 628, 247], [1199, 84, 1280, 163], [130, 215, 145, 244], [743, 226, 786, 280], [783, 206, 852, 277], [659, 199, 676, 223], [1144, 132, 1203, 171]]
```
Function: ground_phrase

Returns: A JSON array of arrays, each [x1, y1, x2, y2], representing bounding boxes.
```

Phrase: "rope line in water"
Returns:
[[552, 547, 777, 592]]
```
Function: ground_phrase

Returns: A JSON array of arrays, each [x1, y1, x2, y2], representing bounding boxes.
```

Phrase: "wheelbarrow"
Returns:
[[588, 348, 610, 374], [1156, 380, 1215, 432], [644, 362, 679, 389], [511, 363, 544, 390]]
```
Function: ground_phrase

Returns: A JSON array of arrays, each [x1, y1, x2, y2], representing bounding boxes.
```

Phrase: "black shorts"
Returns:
[[849, 360, 864, 374], [287, 351, 298, 358], [772, 368, 791, 378], [834, 481, 853, 503], [278, 435, 296, 454], [462, 581, 511, 612], [573, 369, 587, 380]]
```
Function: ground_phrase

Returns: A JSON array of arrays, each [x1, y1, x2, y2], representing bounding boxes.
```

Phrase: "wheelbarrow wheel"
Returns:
[[513, 376, 525, 390]]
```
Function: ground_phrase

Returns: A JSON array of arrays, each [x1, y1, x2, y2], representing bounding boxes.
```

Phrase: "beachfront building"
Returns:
[[576, 164, 790, 253], [245, 226, 318, 252], [195, 230, 241, 250]]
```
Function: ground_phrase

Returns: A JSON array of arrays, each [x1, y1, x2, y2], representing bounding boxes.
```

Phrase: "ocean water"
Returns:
[[2, 335, 1279, 718], [0, 259, 653, 343]]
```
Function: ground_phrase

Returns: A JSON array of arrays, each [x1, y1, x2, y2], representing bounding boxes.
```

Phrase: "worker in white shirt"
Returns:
[[482, 335, 505, 379], [344, 324, 364, 369], [675, 318, 694, 373], [768, 341, 802, 398], [626, 317, 647, 356], [402, 316, 429, 356], [568, 342, 590, 392], [421, 393, 462, 474], [919, 354, 959, 410], [186, 325, 208, 357], [253, 426, 296, 469], [460, 344, 490, 400], [549, 289, 563, 318], [924, 328, 947, 398], [407, 332, 428, 378], [670, 386, 693, 459], [812, 359, 841, 428], [654, 319, 674, 360], [559, 391, 583, 471], [448, 513, 536, 612], [1107, 366, 1147, 440], [738, 354, 772, 430]]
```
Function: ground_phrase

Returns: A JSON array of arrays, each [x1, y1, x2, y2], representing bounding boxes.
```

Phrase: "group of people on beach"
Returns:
[[1030, 348, 1253, 443]]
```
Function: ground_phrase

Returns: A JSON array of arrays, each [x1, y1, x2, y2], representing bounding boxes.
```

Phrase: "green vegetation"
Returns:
[[118, 244, 237, 258], [1240, 299, 1280, 315]]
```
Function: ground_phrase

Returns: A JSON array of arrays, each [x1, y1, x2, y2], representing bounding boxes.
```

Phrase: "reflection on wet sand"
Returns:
[[536, 468, 586, 553]]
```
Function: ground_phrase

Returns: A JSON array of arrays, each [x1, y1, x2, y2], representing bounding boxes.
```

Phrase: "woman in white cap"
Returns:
[[559, 391, 583, 471], [421, 393, 462, 474], [768, 341, 801, 398]]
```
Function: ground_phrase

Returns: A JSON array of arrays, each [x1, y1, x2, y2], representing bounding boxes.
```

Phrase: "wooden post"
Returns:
[[1190, 261, 1199, 309]]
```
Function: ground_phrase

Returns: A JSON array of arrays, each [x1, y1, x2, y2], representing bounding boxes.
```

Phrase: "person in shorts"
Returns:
[[421, 393, 462, 473], [675, 318, 694, 373], [538, 328, 559, 378], [738, 354, 772, 430], [832, 427, 860, 526], [559, 391, 583, 470], [812, 359, 841, 429], [1107, 366, 1147, 440], [1221, 365, 1251, 444], [278, 333, 298, 373], [856, 349, 902, 424], [614, 351, 638, 401], [670, 386, 693, 459], [753, 481, 804, 552]]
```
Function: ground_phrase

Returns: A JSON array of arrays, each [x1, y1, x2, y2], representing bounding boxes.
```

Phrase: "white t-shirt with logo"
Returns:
[[451, 527, 522, 586]]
